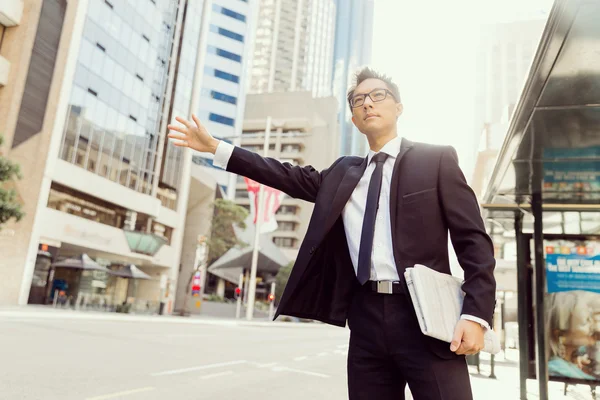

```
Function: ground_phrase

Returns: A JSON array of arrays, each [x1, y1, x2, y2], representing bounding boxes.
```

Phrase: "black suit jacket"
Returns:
[[226, 138, 496, 330]]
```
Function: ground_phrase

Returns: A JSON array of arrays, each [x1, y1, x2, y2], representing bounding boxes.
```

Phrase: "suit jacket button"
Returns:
[[309, 246, 316, 254]]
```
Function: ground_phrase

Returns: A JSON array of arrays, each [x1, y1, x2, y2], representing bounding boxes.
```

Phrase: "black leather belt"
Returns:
[[365, 280, 405, 294]]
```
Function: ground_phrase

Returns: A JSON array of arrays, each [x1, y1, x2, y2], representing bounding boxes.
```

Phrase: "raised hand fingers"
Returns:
[[167, 124, 187, 135], [167, 131, 187, 141], [175, 116, 192, 129], [171, 140, 188, 148], [192, 113, 202, 129]]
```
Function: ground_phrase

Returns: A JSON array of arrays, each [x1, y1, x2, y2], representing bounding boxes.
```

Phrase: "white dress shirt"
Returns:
[[213, 138, 489, 329]]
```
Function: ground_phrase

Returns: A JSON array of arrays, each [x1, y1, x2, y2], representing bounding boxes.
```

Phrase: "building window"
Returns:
[[276, 205, 298, 215], [235, 189, 248, 198], [278, 222, 297, 231], [281, 144, 302, 153], [207, 46, 242, 63], [47, 183, 127, 228], [210, 25, 244, 42], [241, 144, 275, 152], [273, 237, 297, 248], [213, 4, 246, 22], [210, 90, 237, 105], [211, 68, 240, 83], [209, 113, 235, 127]]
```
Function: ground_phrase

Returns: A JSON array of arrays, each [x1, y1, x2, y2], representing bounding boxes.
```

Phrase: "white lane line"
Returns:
[[293, 356, 308, 361], [273, 366, 330, 378], [151, 360, 247, 376], [85, 387, 155, 400], [201, 371, 233, 380], [254, 362, 278, 368]]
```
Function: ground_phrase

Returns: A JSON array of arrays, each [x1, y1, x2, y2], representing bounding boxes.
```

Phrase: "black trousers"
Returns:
[[347, 286, 473, 400]]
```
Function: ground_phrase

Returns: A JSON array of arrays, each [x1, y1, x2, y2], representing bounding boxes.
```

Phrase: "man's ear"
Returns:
[[396, 103, 404, 118], [351, 115, 357, 127]]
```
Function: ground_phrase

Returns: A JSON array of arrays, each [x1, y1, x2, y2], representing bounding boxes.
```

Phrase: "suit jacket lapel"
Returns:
[[390, 138, 414, 272], [323, 157, 368, 235]]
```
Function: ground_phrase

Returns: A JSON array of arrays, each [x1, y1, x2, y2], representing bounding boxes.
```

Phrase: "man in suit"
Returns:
[[168, 67, 496, 399]]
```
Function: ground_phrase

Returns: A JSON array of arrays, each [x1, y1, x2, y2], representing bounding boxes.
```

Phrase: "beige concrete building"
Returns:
[[0, 0, 211, 313], [233, 91, 339, 261]]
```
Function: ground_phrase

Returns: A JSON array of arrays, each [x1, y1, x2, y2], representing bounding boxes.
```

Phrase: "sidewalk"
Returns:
[[0, 305, 324, 329], [469, 350, 595, 399]]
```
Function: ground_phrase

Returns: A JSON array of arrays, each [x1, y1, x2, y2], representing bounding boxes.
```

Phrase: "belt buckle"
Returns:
[[377, 281, 393, 294]]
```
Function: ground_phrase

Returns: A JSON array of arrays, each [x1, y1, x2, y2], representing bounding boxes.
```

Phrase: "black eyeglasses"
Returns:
[[349, 88, 396, 108]]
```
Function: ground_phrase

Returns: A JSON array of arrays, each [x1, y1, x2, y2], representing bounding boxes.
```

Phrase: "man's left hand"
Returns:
[[450, 319, 484, 355]]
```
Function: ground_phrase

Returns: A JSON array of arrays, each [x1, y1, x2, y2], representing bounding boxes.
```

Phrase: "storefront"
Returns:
[[28, 203, 178, 313], [481, 1, 600, 398]]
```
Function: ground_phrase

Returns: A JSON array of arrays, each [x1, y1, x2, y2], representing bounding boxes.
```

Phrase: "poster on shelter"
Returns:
[[543, 146, 600, 203], [546, 242, 600, 381]]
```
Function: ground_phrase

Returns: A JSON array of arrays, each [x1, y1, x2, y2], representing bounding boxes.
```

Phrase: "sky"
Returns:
[[371, 0, 554, 180]]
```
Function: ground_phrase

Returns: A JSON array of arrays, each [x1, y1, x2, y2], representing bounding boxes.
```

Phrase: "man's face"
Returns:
[[350, 78, 403, 136]]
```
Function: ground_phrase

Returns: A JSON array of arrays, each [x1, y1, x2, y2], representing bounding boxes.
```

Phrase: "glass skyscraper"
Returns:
[[331, 0, 374, 156], [59, 0, 179, 200]]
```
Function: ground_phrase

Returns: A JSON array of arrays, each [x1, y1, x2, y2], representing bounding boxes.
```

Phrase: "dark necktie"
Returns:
[[357, 152, 389, 285]]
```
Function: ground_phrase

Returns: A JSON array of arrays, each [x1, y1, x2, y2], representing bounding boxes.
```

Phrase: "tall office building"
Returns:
[[0, 0, 212, 311], [471, 18, 548, 198], [189, 0, 257, 198], [331, 0, 374, 156], [249, 0, 336, 97]]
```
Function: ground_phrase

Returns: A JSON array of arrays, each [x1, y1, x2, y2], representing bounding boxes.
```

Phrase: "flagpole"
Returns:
[[246, 116, 272, 320]]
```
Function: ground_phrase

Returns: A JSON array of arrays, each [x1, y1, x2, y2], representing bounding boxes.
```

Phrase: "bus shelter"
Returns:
[[481, 1, 600, 399]]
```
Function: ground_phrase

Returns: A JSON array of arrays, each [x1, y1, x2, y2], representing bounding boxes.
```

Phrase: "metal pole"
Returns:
[[246, 117, 272, 320], [243, 269, 249, 305], [515, 210, 529, 400], [197, 241, 208, 309], [268, 282, 276, 321], [533, 190, 548, 400], [236, 273, 243, 319]]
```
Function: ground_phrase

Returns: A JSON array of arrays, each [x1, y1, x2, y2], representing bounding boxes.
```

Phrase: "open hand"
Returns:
[[167, 114, 219, 154], [450, 319, 484, 355]]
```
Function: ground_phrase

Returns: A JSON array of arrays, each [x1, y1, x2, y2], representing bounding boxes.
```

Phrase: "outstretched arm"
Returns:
[[168, 115, 336, 202]]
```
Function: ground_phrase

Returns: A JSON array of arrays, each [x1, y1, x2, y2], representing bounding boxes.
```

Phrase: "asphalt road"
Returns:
[[3, 308, 596, 400], [1, 310, 350, 400]]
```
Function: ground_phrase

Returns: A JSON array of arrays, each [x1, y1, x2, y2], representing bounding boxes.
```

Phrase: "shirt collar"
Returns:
[[367, 136, 402, 164]]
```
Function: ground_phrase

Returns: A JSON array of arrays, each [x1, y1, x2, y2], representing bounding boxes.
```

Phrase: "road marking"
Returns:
[[293, 356, 308, 361], [201, 371, 233, 380], [273, 366, 330, 378], [85, 387, 155, 400], [253, 362, 278, 368], [151, 360, 247, 376]]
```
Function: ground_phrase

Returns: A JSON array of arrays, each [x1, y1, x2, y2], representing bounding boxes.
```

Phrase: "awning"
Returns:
[[123, 230, 167, 256], [51, 253, 112, 273], [482, 0, 600, 235], [110, 264, 152, 280], [208, 216, 290, 281]]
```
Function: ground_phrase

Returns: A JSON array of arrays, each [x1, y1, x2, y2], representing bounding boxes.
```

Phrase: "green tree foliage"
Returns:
[[206, 198, 249, 264], [0, 135, 24, 229], [275, 261, 294, 304]]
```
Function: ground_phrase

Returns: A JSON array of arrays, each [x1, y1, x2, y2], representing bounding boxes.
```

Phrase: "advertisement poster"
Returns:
[[543, 146, 600, 203], [545, 242, 600, 381]]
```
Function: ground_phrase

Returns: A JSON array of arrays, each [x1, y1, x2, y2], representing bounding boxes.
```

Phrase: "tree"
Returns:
[[180, 199, 248, 316], [0, 134, 24, 229], [206, 198, 249, 265], [275, 261, 294, 304]]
